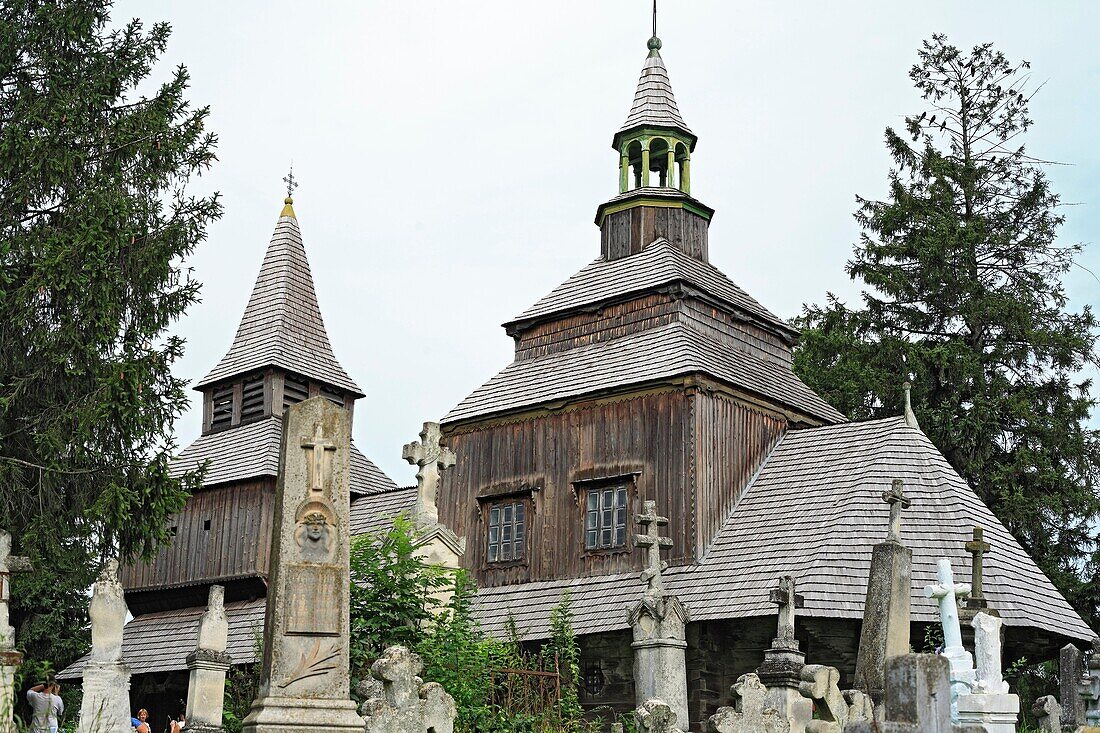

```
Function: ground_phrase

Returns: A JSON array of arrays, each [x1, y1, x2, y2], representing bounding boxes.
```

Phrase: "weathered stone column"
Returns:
[[844, 655, 986, 733], [956, 612, 1018, 733], [854, 479, 912, 706], [0, 531, 30, 733], [626, 501, 689, 727], [755, 576, 812, 733], [186, 585, 232, 732], [78, 560, 133, 733], [242, 397, 364, 733], [1060, 643, 1085, 729], [1082, 645, 1100, 727]]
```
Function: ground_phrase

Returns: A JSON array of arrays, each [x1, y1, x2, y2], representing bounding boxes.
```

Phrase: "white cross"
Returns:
[[635, 500, 673, 597], [402, 422, 456, 528]]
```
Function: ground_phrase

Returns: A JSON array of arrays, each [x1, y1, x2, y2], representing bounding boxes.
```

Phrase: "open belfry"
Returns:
[[55, 19, 1094, 733]]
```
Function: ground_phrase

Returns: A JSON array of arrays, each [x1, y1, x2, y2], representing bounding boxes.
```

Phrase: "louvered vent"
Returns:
[[283, 375, 309, 410], [320, 384, 344, 407], [240, 376, 265, 423], [210, 385, 234, 431]]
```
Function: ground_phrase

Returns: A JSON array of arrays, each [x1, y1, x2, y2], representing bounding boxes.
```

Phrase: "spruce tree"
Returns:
[[0, 0, 219, 666], [794, 34, 1100, 622]]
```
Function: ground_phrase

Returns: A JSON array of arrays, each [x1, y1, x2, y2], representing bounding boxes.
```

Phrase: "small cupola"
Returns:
[[597, 33, 714, 262]]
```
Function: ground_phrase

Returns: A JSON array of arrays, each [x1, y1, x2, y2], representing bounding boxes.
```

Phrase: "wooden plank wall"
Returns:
[[514, 293, 679, 359], [440, 390, 692, 588], [692, 390, 787, 558], [120, 478, 275, 591], [601, 206, 709, 261]]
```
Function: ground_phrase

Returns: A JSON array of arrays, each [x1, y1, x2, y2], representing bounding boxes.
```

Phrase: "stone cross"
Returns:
[[1031, 695, 1061, 732], [0, 531, 31, 650], [635, 699, 685, 733], [964, 527, 991, 607], [635, 500, 673, 597], [769, 576, 804, 647], [359, 646, 456, 733], [881, 479, 910, 542], [797, 665, 873, 733], [301, 424, 337, 495], [708, 674, 789, 733], [403, 421, 456, 528], [925, 558, 977, 720]]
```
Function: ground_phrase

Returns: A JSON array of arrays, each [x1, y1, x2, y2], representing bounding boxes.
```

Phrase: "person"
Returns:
[[168, 712, 186, 733], [131, 708, 150, 733], [25, 681, 64, 733]]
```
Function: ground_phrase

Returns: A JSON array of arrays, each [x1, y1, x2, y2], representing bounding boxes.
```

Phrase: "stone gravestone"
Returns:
[[403, 422, 464, 608], [0, 531, 30, 732], [843, 654, 985, 733], [635, 699, 685, 733], [626, 501, 689, 728], [242, 397, 364, 733], [1080, 642, 1100, 727], [78, 560, 132, 733], [1031, 695, 1060, 733], [797, 665, 872, 733], [186, 585, 232, 732], [756, 576, 811, 733], [854, 479, 912, 706], [359, 646, 456, 733], [956, 612, 1018, 733], [707, 673, 789, 733], [1060, 643, 1085, 730], [923, 557, 975, 718]]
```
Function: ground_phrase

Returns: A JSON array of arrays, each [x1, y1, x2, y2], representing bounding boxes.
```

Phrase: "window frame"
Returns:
[[573, 474, 637, 556], [481, 495, 531, 567]]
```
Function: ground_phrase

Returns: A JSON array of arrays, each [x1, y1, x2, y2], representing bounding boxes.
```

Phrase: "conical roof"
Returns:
[[196, 203, 363, 395], [615, 37, 695, 148]]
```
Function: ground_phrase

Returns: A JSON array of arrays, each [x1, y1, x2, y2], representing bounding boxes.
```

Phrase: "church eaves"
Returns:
[[196, 202, 363, 395]]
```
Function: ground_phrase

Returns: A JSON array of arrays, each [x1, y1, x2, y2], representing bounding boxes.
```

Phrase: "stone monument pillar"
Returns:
[[854, 479, 912, 705], [956, 612, 1018, 733], [626, 501, 689, 728], [0, 531, 30, 733], [242, 397, 364, 733], [923, 557, 975, 718], [78, 560, 133, 733], [403, 422, 464, 608], [186, 585, 232, 732], [1060, 643, 1085, 729], [755, 576, 812, 732], [1081, 644, 1100, 727]]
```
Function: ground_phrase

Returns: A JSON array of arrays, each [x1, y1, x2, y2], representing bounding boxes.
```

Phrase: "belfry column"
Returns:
[[626, 500, 689, 728]]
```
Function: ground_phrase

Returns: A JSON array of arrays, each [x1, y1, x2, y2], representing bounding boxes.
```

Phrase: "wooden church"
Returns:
[[61, 28, 1093, 733]]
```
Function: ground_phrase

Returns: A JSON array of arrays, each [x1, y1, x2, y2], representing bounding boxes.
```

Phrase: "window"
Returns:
[[585, 484, 628, 550], [240, 376, 265, 423], [283, 375, 309, 409], [487, 500, 526, 563], [210, 384, 233, 431]]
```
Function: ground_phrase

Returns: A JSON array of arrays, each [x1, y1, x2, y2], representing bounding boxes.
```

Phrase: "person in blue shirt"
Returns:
[[131, 708, 150, 733]]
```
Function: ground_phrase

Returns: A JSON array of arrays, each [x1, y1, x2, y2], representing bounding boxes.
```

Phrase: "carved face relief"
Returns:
[[295, 505, 336, 563]]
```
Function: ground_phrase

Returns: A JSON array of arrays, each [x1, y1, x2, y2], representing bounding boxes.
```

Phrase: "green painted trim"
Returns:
[[595, 196, 714, 225], [613, 125, 697, 153]]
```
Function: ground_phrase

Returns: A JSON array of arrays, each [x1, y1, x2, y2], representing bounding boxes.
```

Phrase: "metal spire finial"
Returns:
[[282, 164, 298, 204], [653, 0, 657, 38], [647, 0, 662, 55]]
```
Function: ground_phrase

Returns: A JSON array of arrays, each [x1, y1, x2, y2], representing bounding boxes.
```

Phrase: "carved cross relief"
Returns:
[[301, 424, 337, 496], [635, 500, 673, 597], [403, 421, 456, 528]]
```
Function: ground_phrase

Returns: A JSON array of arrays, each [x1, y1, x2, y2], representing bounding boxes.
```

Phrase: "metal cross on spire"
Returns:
[[635, 499, 673, 597], [282, 164, 298, 200]]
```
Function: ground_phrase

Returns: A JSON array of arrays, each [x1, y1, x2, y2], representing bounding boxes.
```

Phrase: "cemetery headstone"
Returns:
[[1060, 643, 1085, 729], [797, 665, 873, 733], [843, 654, 985, 733], [923, 558, 975, 716], [77, 560, 132, 733], [626, 500, 689, 727], [359, 646, 456, 733], [1081, 641, 1100, 726], [854, 479, 912, 706], [756, 576, 812, 732], [635, 699, 685, 733], [956, 612, 1018, 733], [186, 585, 232, 732], [1031, 695, 1060, 733], [0, 531, 30, 733], [241, 397, 364, 733], [707, 673, 790, 733]]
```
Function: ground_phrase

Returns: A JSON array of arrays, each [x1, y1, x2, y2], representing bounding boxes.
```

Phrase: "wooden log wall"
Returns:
[[440, 390, 692, 588], [120, 478, 275, 592], [601, 205, 709, 261]]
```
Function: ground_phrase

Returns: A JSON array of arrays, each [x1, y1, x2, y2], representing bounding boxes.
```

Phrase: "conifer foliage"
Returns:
[[794, 35, 1100, 622], [0, 0, 218, 664]]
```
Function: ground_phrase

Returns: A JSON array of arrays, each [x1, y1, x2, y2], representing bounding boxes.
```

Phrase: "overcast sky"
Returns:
[[114, 1, 1100, 485]]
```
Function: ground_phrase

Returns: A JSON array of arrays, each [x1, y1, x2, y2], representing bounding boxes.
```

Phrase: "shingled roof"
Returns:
[[196, 210, 363, 395], [444, 321, 844, 425], [616, 39, 694, 146], [171, 415, 398, 496], [506, 239, 794, 338], [469, 417, 1093, 644]]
